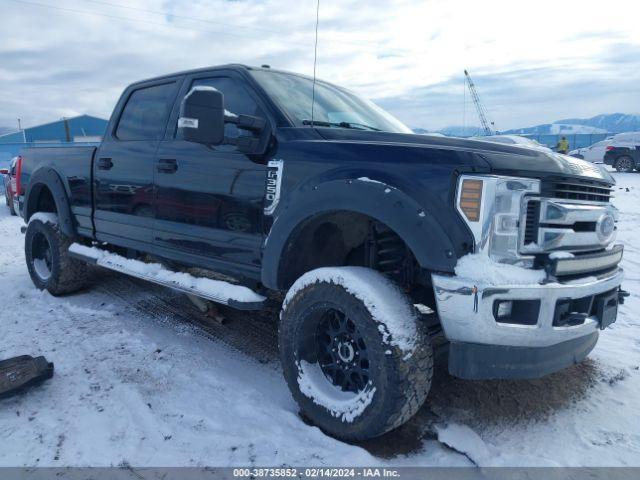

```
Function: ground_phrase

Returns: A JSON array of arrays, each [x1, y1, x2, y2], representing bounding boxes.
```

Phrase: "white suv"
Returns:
[[569, 138, 614, 163]]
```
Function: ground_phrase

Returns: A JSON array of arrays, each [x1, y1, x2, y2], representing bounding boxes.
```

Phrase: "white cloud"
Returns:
[[0, 0, 639, 130]]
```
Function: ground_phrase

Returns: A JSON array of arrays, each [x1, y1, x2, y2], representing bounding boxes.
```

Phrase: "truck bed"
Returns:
[[19, 145, 97, 236]]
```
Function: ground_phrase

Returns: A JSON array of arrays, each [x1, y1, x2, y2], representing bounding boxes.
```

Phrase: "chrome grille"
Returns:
[[541, 179, 613, 203], [523, 200, 540, 245], [521, 196, 618, 254]]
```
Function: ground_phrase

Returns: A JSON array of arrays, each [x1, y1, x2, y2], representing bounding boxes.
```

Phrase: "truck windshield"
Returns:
[[251, 70, 412, 134]]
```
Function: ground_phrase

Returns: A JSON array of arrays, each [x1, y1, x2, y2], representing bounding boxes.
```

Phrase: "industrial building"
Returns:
[[0, 114, 108, 166]]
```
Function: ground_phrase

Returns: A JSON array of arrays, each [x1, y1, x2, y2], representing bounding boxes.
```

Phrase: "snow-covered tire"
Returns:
[[614, 156, 634, 173], [25, 214, 88, 296], [279, 267, 433, 441]]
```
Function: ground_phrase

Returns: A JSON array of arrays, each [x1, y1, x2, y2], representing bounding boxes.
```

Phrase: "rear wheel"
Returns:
[[6, 190, 16, 216], [279, 267, 433, 441], [614, 156, 634, 173], [25, 215, 88, 295]]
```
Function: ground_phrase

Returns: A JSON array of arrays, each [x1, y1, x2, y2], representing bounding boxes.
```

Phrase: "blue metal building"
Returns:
[[0, 114, 108, 167]]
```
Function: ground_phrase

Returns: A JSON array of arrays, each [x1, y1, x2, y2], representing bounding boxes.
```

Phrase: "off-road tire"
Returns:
[[279, 267, 433, 441], [25, 216, 88, 295], [614, 156, 634, 173]]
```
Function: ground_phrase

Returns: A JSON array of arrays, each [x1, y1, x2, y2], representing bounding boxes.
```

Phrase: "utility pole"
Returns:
[[18, 118, 26, 142], [63, 117, 71, 142], [464, 70, 496, 136]]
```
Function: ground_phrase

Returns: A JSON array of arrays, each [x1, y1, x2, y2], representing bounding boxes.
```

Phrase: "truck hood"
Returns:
[[314, 128, 615, 185]]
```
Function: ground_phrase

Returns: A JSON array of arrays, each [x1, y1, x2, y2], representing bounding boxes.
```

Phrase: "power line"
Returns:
[[82, 0, 286, 36], [6, 0, 288, 41], [7, 0, 401, 57]]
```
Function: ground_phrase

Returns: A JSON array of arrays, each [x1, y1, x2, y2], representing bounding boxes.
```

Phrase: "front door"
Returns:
[[153, 74, 268, 275], [94, 80, 180, 248]]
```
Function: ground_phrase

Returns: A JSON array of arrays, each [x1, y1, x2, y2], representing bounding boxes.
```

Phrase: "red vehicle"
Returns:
[[2, 156, 19, 216]]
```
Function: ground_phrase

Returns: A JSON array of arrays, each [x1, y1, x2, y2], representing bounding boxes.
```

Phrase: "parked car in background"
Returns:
[[473, 134, 553, 153], [603, 132, 640, 172], [569, 138, 614, 163], [2, 156, 18, 215]]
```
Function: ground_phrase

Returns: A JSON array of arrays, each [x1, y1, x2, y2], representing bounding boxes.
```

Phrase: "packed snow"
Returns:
[[435, 424, 494, 465], [297, 360, 376, 423], [0, 169, 639, 467], [28, 212, 59, 225], [454, 253, 547, 286], [283, 267, 418, 354], [68, 243, 265, 304], [548, 123, 608, 135], [549, 251, 576, 260], [356, 177, 386, 185], [356, 177, 394, 193]]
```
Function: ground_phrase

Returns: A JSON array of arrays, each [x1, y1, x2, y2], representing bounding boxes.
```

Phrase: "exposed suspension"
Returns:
[[365, 222, 414, 286]]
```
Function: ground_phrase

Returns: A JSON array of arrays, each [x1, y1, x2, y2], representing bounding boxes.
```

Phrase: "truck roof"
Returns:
[[129, 64, 309, 88]]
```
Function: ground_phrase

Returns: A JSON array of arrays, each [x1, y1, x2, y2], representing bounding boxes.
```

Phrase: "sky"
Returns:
[[1, 0, 639, 132]]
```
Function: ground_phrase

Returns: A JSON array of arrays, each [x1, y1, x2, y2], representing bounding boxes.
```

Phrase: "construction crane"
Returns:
[[464, 69, 496, 136]]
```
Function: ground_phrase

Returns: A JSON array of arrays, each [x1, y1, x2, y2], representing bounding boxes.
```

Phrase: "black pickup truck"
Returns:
[[16, 64, 625, 441]]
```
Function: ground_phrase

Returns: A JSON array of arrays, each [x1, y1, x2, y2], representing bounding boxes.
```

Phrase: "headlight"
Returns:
[[456, 175, 540, 264]]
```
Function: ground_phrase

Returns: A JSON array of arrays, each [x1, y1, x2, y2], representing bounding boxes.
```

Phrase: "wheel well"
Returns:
[[277, 211, 434, 305], [27, 184, 57, 219]]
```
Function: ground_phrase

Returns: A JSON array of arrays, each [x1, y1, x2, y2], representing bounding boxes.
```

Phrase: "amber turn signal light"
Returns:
[[460, 179, 483, 222]]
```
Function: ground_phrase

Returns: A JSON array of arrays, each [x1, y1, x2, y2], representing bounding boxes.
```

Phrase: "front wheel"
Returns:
[[279, 267, 433, 441], [25, 214, 88, 295], [614, 156, 634, 173]]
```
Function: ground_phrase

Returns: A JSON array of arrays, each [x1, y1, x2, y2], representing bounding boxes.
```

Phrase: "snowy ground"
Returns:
[[1, 171, 639, 467]]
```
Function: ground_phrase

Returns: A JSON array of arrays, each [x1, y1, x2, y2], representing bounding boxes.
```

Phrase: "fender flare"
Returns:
[[24, 167, 76, 237], [261, 179, 458, 290]]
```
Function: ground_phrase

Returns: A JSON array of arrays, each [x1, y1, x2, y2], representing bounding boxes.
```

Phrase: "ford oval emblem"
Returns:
[[597, 213, 615, 242]]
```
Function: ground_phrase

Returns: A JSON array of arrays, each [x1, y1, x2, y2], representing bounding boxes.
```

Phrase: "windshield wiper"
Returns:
[[302, 119, 381, 131]]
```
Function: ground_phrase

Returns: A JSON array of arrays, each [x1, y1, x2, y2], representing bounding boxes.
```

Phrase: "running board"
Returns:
[[68, 243, 266, 311]]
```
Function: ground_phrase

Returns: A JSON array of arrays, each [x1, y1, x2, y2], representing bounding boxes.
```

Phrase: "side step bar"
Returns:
[[68, 243, 266, 311]]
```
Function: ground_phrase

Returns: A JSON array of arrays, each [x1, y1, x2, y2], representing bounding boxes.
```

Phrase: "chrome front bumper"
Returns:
[[432, 268, 624, 348]]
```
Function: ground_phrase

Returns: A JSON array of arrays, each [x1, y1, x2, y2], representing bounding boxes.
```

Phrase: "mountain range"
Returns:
[[427, 113, 640, 137], [4, 113, 640, 139]]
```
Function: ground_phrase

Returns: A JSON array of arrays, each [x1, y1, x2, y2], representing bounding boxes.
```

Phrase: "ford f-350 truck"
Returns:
[[16, 65, 626, 441]]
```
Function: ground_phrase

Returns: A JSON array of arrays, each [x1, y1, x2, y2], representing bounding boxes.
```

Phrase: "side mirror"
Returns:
[[0, 169, 8, 175], [178, 86, 225, 145]]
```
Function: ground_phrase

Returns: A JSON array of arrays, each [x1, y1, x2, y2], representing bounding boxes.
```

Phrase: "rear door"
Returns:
[[94, 79, 181, 249], [586, 140, 608, 162], [153, 71, 269, 276]]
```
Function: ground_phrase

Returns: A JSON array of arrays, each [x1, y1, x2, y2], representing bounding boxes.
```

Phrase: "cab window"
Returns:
[[177, 76, 263, 139], [116, 82, 176, 140]]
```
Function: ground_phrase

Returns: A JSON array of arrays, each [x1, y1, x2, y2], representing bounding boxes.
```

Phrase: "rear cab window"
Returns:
[[116, 82, 177, 141]]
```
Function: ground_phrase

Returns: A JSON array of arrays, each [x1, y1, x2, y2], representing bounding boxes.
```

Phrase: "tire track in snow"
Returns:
[[92, 270, 279, 365]]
